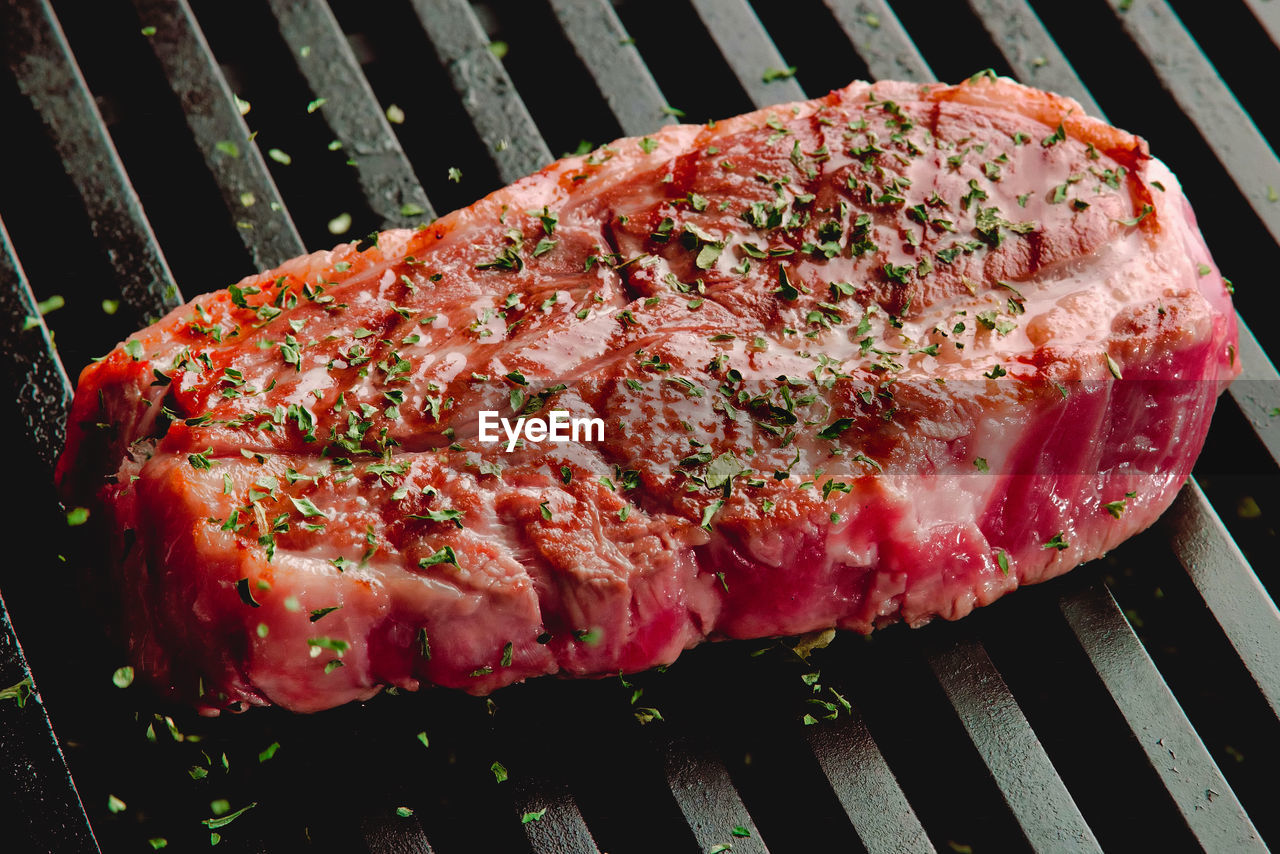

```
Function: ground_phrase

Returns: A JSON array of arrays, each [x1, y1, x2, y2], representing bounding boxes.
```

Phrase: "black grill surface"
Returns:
[[2, 1, 1278, 852]]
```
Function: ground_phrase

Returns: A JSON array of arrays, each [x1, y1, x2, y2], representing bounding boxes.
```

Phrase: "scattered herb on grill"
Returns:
[[327, 212, 352, 235], [0, 676, 33, 707], [202, 801, 257, 830]]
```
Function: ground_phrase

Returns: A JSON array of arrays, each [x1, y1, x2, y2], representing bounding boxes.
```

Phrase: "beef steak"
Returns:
[[56, 78, 1238, 713]]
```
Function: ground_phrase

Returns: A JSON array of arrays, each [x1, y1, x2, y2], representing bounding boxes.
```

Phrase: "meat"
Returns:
[[55, 77, 1239, 714]]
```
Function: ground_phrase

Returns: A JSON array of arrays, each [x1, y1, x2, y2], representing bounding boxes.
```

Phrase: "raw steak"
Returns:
[[56, 77, 1238, 713]]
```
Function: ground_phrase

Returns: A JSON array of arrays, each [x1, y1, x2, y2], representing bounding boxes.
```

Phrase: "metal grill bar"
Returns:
[[407, 0, 552, 184], [1059, 583, 1265, 852], [545, 0, 672, 137], [657, 732, 767, 854], [962, 0, 1103, 115], [484, 682, 606, 853], [0, 220, 95, 853], [1, 0, 181, 323], [130, 0, 305, 268], [1244, 0, 1280, 47], [923, 637, 1101, 852], [266, 0, 435, 227], [0, 217, 71, 470], [689, 0, 804, 106], [1165, 481, 1280, 722], [1230, 335, 1280, 466], [360, 814, 434, 854], [822, 0, 930, 82], [0, 211, 93, 854], [401, 0, 556, 185], [0, 591, 97, 854], [802, 709, 934, 854], [512, 773, 600, 854]]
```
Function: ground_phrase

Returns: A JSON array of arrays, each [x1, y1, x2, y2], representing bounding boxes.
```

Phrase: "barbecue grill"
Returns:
[[2, 0, 1278, 851]]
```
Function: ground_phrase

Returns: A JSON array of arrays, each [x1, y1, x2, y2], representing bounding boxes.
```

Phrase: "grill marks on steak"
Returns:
[[56, 79, 1238, 713]]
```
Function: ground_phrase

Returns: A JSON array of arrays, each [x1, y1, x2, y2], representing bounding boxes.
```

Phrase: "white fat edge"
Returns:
[[823, 518, 880, 569], [867, 472, 994, 554], [285, 366, 334, 403], [461, 293, 510, 342], [370, 229, 415, 261], [404, 350, 468, 414], [402, 313, 451, 350], [430, 351, 469, 384], [270, 546, 473, 611], [516, 313, 619, 375], [539, 289, 573, 317], [1144, 158, 1228, 309]]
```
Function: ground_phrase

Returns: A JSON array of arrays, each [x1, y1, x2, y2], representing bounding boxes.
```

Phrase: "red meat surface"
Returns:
[[56, 78, 1238, 713]]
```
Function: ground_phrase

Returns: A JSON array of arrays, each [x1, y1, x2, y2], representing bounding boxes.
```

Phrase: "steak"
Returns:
[[56, 77, 1239, 713]]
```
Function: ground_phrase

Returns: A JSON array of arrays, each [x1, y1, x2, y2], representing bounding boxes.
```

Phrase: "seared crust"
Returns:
[[57, 78, 1237, 713]]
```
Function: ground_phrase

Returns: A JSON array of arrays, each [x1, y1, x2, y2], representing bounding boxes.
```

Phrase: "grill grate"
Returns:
[[1, 1, 1278, 851]]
